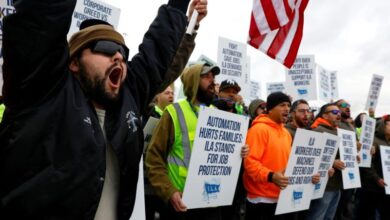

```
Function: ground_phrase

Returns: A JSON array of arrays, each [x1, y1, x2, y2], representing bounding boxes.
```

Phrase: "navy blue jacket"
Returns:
[[0, 0, 187, 219]]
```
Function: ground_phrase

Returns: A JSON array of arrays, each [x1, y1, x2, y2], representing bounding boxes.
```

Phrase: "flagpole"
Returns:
[[186, 10, 198, 35]]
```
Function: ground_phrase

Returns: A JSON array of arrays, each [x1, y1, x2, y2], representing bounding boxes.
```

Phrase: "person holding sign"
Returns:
[[243, 92, 293, 220], [145, 63, 223, 219], [306, 103, 344, 220], [0, 0, 207, 219], [143, 16, 203, 219], [335, 99, 360, 220], [357, 115, 390, 220]]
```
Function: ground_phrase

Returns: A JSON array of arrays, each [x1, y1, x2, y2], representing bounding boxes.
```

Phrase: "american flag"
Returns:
[[248, 0, 309, 68]]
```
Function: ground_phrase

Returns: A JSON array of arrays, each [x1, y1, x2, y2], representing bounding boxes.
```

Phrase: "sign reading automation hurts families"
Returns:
[[182, 107, 249, 209]]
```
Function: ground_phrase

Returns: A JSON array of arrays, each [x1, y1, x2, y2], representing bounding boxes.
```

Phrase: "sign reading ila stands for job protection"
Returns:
[[275, 129, 326, 215], [380, 146, 390, 195], [312, 133, 340, 200], [337, 128, 361, 189], [182, 107, 249, 209], [365, 74, 384, 110], [285, 55, 317, 101], [359, 115, 376, 168]]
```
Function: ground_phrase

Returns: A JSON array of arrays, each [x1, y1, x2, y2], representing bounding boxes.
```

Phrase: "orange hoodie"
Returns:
[[244, 114, 292, 199]]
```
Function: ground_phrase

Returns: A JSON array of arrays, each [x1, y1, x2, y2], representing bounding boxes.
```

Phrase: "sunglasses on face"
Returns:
[[325, 109, 341, 115], [89, 40, 129, 60], [339, 102, 350, 108]]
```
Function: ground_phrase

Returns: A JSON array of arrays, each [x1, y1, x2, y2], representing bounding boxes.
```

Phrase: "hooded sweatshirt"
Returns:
[[146, 64, 205, 202], [243, 114, 292, 200]]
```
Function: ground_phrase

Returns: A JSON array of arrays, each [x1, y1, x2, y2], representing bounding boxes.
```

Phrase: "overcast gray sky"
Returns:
[[108, 0, 390, 118]]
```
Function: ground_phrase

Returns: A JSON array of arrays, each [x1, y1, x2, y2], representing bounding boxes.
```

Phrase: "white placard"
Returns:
[[380, 146, 390, 195], [285, 55, 317, 101], [365, 74, 384, 110], [312, 133, 340, 200], [130, 156, 146, 220], [68, 0, 121, 37], [182, 107, 249, 209], [143, 117, 160, 152], [250, 80, 261, 101], [266, 82, 286, 96], [337, 128, 361, 189], [317, 65, 331, 103], [275, 129, 325, 215], [217, 37, 249, 100], [329, 71, 339, 101], [0, 0, 16, 96], [359, 115, 376, 168]]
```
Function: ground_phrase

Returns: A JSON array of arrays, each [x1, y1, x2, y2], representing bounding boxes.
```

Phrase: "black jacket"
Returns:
[[0, 0, 187, 219]]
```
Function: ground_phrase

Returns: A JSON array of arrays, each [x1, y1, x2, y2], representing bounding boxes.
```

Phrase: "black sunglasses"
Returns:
[[89, 40, 129, 60]]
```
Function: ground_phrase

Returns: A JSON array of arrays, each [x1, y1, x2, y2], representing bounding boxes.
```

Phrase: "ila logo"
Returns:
[[202, 178, 221, 203]]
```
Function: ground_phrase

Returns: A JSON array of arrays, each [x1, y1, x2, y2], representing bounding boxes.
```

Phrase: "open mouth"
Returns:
[[108, 67, 123, 89]]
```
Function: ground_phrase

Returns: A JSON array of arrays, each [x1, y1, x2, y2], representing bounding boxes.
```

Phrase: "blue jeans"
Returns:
[[306, 190, 341, 220]]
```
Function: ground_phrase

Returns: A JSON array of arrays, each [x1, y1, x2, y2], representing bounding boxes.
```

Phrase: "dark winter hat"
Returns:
[[69, 21, 126, 59], [266, 92, 291, 111], [219, 79, 241, 93]]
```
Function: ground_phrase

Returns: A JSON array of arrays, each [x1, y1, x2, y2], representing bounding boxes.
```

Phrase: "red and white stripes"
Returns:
[[248, 0, 309, 68]]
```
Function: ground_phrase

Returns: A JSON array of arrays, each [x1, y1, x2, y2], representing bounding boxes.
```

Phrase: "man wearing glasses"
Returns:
[[306, 103, 344, 220], [285, 99, 312, 140], [0, 0, 207, 219]]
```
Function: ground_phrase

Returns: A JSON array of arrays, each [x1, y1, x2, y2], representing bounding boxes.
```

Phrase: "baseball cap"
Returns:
[[219, 79, 241, 92], [201, 63, 220, 76]]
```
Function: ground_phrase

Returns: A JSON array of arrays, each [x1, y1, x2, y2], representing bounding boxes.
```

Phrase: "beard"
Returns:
[[78, 63, 120, 108], [197, 86, 215, 106]]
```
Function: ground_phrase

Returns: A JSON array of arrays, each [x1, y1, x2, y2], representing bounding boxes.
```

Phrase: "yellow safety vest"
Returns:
[[166, 100, 198, 191]]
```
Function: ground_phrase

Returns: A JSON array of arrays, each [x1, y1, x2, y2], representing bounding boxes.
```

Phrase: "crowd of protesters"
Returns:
[[0, 0, 389, 220]]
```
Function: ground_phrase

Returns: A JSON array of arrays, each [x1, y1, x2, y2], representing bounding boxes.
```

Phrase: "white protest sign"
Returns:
[[365, 74, 384, 110], [359, 115, 376, 168], [266, 82, 286, 96], [275, 129, 325, 215], [143, 117, 160, 152], [337, 128, 361, 189], [317, 65, 332, 103], [380, 146, 390, 195], [250, 80, 261, 101], [329, 71, 339, 101], [182, 107, 249, 209], [217, 37, 249, 100], [68, 0, 121, 37], [312, 133, 340, 200], [0, 0, 16, 96], [285, 55, 317, 101], [130, 156, 146, 220]]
